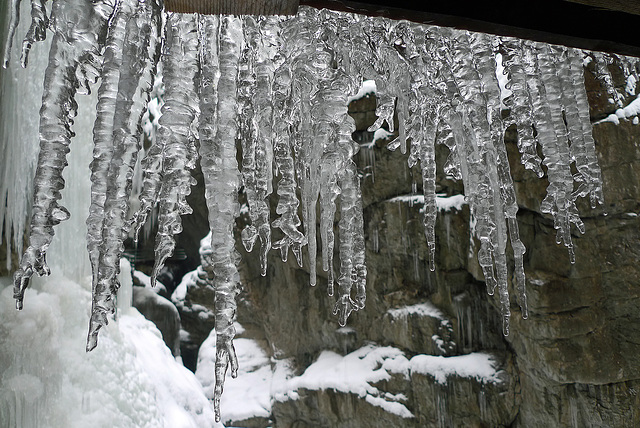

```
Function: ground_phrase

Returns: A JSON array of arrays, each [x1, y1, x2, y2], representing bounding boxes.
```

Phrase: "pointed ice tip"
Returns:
[[86, 334, 98, 352], [15, 299, 23, 310], [502, 322, 510, 336]]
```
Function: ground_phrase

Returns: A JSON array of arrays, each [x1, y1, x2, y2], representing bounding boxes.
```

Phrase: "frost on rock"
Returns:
[[3, 1, 622, 419]]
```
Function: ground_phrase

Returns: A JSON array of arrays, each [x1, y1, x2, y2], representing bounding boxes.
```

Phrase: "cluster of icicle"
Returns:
[[5, 0, 634, 420]]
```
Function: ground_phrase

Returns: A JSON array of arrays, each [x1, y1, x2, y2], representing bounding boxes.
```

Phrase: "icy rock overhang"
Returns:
[[2, 0, 639, 422]]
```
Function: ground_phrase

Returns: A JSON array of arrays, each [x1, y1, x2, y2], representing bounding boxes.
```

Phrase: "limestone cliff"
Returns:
[[176, 61, 640, 427]]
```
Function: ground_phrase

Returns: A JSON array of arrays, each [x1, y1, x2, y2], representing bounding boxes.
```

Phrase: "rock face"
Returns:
[[217, 62, 639, 427], [1, 44, 638, 427], [132, 286, 181, 357]]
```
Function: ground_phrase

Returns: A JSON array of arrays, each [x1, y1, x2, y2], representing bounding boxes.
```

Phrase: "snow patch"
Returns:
[[409, 353, 502, 384], [387, 193, 467, 212], [596, 95, 640, 125], [348, 79, 377, 103], [387, 302, 446, 320], [275, 344, 413, 418], [0, 275, 219, 428], [196, 328, 274, 424], [133, 269, 167, 295]]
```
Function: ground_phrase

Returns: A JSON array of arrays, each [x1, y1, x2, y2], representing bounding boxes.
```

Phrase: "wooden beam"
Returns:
[[161, 0, 640, 57], [564, 0, 640, 16], [300, 0, 640, 57], [164, 0, 299, 15]]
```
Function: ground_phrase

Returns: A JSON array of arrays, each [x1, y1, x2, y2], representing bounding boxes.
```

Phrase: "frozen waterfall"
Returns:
[[2, 0, 635, 423]]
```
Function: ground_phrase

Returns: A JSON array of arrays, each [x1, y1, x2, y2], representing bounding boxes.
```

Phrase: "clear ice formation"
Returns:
[[4, 1, 632, 420], [198, 14, 242, 422], [86, 0, 162, 351]]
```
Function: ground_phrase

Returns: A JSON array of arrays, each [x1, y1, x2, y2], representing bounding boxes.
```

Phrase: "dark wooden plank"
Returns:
[[300, 0, 640, 57], [164, 0, 299, 15], [162, 0, 640, 57]]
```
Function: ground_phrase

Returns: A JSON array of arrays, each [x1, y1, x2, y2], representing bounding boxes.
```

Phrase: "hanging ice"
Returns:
[[3, 2, 627, 422], [13, 0, 112, 309], [238, 16, 277, 276], [86, 0, 162, 351], [198, 14, 242, 422]]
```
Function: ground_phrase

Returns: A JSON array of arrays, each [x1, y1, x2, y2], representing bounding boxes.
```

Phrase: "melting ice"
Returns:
[[3, 0, 637, 422]]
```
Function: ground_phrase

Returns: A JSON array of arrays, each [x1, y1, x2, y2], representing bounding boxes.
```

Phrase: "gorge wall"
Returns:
[[174, 59, 640, 427], [1, 9, 639, 424]]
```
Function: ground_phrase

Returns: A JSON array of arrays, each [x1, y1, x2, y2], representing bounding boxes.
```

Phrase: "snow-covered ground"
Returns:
[[0, 274, 220, 428]]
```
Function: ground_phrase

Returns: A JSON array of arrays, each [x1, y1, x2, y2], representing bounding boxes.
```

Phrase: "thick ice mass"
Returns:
[[87, 0, 162, 351], [2, 1, 629, 423]]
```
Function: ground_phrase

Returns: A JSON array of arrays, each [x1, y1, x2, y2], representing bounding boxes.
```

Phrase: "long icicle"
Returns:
[[199, 14, 242, 422], [19, 0, 49, 68], [13, 0, 112, 309], [285, 7, 322, 287], [271, 19, 306, 265], [87, 0, 128, 319], [149, 13, 200, 286], [86, 0, 162, 351], [2, 0, 22, 68]]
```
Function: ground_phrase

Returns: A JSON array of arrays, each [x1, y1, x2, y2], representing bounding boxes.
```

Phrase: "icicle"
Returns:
[[408, 24, 440, 271], [386, 22, 412, 154], [199, 15, 242, 423], [284, 7, 322, 286], [271, 32, 306, 266], [333, 161, 366, 325], [501, 37, 544, 177], [567, 48, 604, 209], [533, 41, 581, 263], [2, 0, 22, 68], [238, 15, 275, 276], [444, 29, 500, 297], [366, 18, 397, 137], [87, 0, 129, 317], [469, 31, 515, 333], [13, 0, 112, 309], [419, 123, 437, 272], [592, 52, 623, 107], [317, 10, 362, 299], [147, 13, 199, 287], [86, 0, 162, 351], [19, 0, 49, 68]]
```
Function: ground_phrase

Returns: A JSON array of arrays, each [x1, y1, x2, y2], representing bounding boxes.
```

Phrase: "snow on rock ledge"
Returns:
[[271, 344, 518, 427]]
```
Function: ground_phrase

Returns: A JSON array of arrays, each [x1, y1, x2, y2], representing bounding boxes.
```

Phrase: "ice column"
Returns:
[[271, 16, 306, 266], [238, 15, 276, 276], [199, 15, 242, 422], [86, 0, 162, 351], [13, 0, 112, 309]]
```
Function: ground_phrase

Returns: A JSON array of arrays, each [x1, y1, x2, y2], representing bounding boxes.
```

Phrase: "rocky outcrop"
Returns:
[[132, 286, 181, 357], [222, 61, 640, 427]]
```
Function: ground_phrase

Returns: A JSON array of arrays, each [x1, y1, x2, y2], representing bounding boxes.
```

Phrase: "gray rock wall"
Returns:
[[228, 63, 640, 427]]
